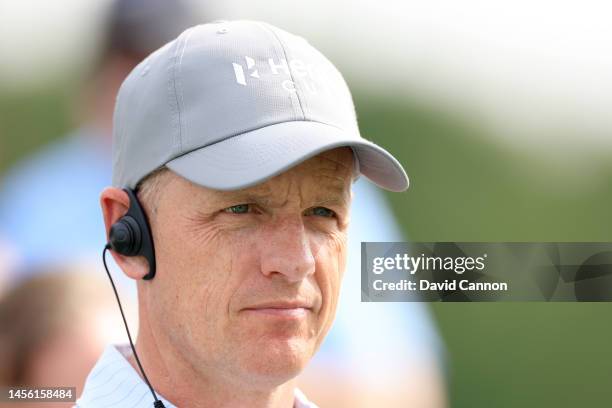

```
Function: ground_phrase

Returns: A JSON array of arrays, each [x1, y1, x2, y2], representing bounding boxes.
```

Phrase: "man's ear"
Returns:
[[100, 187, 150, 280]]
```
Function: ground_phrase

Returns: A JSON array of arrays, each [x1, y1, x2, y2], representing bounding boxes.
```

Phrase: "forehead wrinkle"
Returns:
[[316, 148, 354, 170], [312, 173, 350, 188], [305, 173, 352, 208], [310, 170, 353, 198], [311, 159, 354, 188]]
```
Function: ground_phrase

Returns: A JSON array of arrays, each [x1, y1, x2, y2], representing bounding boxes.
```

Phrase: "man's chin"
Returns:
[[238, 336, 314, 384]]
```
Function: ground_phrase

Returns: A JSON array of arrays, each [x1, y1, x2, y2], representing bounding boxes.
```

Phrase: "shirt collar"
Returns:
[[78, 344, 318, 408], [77, 344, 176, 408]]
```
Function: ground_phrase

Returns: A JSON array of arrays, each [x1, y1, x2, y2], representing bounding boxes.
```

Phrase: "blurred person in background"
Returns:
[[0, 1, 446, 406], [0, 270, 128, 408], [0, 0, 200, 276]]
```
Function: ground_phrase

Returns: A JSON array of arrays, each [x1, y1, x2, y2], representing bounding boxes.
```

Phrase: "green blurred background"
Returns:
[[363, 92, 612, 407]]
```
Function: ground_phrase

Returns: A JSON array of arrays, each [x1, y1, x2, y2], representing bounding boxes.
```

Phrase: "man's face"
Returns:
[[146, 147, 354, 386]]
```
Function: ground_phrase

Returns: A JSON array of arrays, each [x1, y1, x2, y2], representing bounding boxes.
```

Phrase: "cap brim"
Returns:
[[166, 121, 409, 192]]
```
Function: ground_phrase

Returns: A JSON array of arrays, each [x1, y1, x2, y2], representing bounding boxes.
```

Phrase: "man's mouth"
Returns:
[[242, 301, 313, 318]]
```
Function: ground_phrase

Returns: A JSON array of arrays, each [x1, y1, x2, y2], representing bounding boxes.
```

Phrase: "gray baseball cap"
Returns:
[[112, 20, 409, 192]]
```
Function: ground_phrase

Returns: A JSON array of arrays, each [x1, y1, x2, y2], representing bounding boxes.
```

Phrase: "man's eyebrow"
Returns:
[[313, 195, 351, 208], [209, 190, 273, 205], [312, 184, 352, 205]]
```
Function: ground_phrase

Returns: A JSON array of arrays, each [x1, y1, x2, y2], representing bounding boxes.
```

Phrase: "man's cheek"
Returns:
[[316, 249, 344, 323]]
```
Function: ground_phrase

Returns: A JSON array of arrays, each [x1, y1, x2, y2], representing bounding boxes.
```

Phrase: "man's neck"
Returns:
[[126, 322, 298, 408]]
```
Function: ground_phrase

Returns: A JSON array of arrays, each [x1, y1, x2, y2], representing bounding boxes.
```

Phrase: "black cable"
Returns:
[[102, 244, 166, 408]]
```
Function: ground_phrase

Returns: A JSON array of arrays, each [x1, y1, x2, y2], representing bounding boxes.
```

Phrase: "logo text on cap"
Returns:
[[232, 56, 321, 94]]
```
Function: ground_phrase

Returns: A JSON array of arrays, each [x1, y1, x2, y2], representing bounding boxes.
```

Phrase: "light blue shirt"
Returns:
[[76, 344, 318, 408], [0, 128, 111, 274]]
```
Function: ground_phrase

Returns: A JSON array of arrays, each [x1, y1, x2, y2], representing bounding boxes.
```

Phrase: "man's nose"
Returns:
[[259, 217, 316, 283]]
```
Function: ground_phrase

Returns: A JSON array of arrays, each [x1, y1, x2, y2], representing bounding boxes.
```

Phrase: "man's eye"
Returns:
[[306, 206, 336, 218], [223, 204, 251, 214]]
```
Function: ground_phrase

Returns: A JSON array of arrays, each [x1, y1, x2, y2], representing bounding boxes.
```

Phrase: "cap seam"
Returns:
[[169, 29, 192, 155], [256, 22, 306, 121], [176, 28, 196, 154], [167, 40, 180, 155]]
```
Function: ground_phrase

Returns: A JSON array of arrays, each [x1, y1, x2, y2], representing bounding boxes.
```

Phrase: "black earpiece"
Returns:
[[107, 188, 156, 280], [102, 188, 165, 407]]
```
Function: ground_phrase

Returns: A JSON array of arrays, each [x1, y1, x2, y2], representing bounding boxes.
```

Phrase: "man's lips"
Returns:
[[241, 301, 313, 318]]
